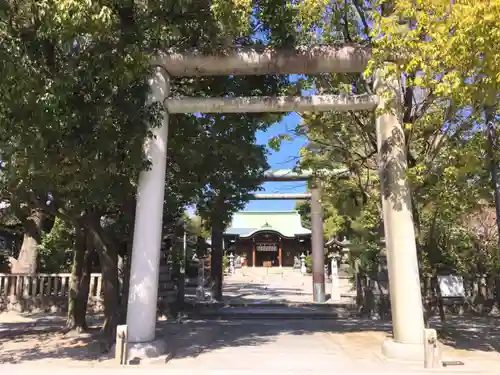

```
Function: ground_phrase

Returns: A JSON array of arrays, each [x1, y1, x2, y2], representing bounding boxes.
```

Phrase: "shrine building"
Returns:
[[223, 211, 311, 267]]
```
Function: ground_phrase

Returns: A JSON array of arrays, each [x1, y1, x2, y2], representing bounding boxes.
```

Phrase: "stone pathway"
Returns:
[[161, 319, 391, 372], [160, 318, 500, 373], [3, 268, 500, 374], [2, 311, 500, 373], [222, 267, 352, 304]]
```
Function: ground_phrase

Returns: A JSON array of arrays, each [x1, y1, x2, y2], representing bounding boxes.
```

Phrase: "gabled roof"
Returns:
[[224, 210, 311, 239]]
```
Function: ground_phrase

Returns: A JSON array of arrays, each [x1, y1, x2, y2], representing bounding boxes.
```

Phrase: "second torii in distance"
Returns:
[[251, 168, 348, 303]]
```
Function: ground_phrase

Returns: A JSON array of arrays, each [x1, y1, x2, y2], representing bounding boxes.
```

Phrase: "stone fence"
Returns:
[[0, 272, 104, 313]]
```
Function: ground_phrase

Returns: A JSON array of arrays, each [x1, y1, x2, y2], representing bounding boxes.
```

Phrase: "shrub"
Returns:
[[305, 255, 312, 274]]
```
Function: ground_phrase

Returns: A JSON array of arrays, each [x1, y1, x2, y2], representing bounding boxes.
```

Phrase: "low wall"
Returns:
[[0, 268, 179, 314], [0, 273, 104, 313]]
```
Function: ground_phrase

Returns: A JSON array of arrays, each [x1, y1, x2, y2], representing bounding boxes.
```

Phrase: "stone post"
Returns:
[[196, 258, 206, 301], [374, 66, 425, 361], [300, 253, 307, 275], [330, 253, 340, 301], [125, 67, 169, 359], [228, 253, 235, 275], [310, 181, 326, 303]]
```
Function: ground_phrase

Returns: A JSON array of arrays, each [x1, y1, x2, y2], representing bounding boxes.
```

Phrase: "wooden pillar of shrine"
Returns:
[[252, 238, 256, 267], [278, 239, 282, 268]]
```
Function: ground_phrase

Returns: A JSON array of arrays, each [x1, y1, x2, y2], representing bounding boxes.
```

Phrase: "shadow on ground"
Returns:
[[159, 318, 392, 361], [435, 316, 500, 353], [2, 308, 500, 366], [222, 282, 317, 303], [0, 312, 392, 365], [217, 280, 342, 305], [0, 314, 110, 364]]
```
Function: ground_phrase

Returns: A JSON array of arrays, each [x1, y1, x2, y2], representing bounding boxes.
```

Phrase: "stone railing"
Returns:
[[0, 273, 103, 313]]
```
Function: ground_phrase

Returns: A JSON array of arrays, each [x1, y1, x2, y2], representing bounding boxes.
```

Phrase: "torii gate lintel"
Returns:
[[125, 45, 425, 363]]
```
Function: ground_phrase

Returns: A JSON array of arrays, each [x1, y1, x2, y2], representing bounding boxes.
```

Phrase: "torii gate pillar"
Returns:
[[375, 67, 425, 361], [125, 67, 169, 358], [310, 181, 326, 303], [122, 46, 425, 363]]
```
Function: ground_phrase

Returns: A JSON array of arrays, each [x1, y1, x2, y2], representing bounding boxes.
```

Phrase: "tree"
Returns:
[[188, 215, 211, 239], [38, 217, 74, 273], [371, 0, 500, 252], [295, 199, 345, 240], [0, 0, 320, 339], [281, 1, 494, 295], [0, 188, 54, 274], [371, 0, 500, 107]]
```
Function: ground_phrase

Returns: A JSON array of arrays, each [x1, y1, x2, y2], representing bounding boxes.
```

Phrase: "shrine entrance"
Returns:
[[124, 45, 427, 362], [254, 240, 279, 267], [224, 209, 312, 268]]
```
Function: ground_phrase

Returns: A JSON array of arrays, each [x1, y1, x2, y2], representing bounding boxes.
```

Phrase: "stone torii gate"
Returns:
[[253, 168, 349, 303], [125, 46, 425, 362]]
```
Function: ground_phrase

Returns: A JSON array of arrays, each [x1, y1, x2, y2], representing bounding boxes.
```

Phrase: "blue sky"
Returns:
[[186, 72, 313, 216], [243, 113, 308, 212], [244, 74, 313, 212], [185, 113, 308, 217]]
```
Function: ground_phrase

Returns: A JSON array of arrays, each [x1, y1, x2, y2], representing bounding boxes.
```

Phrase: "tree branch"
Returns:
[[352, 0, 372, 43], [343, 0, 352, 42]]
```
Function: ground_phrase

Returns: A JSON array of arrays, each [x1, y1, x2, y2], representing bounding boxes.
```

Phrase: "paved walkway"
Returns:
[[159, 318, 500, 373], [161, 319, 396, 372], [223, 267, 352, 304], [2, 267, 500, 373], [2, 312, 500, 373]]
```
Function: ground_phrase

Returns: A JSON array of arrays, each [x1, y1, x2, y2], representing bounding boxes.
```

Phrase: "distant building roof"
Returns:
[[224, 210, 311, 239]]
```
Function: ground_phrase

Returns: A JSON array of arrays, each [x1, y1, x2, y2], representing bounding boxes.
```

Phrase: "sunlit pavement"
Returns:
[[1, 316, 500, 373], [3, 267, 500, 373], [151, 318, 500, 373], [222, 267, 353, 305]]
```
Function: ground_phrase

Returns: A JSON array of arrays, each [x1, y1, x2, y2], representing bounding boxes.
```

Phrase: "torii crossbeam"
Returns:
[[125, 45, 425, 363]]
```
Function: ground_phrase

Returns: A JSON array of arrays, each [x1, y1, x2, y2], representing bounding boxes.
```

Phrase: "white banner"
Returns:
[[256, 243, 277, 252], [437, 275, 465, 298]]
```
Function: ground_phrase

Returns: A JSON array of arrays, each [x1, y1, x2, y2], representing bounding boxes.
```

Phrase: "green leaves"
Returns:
[[287, 0, 500, 278], [38, 217, 74, 273], [211, 0, 253, 39], [268, 133, 293, 152], [371, 0, 500, 108]]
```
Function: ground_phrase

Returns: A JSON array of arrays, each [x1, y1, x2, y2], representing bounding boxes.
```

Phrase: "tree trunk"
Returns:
[[118, 241, 132, 324], [88, 221, 120, 342], [210, 221, 224, 302], [67, 226, 93, 332], [174, 225, 186, 309], [485, 106, 500, 309], [118, 196, 136, 324], [9, 209, 47, 274], [422, 276, 432, 327], [435, 277, 447, 325]]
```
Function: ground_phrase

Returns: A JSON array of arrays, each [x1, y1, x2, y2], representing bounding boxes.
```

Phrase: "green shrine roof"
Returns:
[[224, 211, 311, 239]]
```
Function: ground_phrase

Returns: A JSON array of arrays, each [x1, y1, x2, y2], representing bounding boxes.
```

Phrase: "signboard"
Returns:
[[256, 243, 277, 252], [437, 275, 465, 298]]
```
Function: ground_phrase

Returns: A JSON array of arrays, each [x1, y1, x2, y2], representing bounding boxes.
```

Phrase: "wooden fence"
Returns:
[[0, 273, 103, 300]]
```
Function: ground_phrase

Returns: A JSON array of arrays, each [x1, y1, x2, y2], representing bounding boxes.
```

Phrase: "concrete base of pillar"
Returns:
[[381, 339, 424, 362], [125, 339, 167, 364], [313, 282, 326, 303]]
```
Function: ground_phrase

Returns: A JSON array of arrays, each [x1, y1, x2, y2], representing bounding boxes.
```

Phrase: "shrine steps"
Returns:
[[185, 302, 359, 320]]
